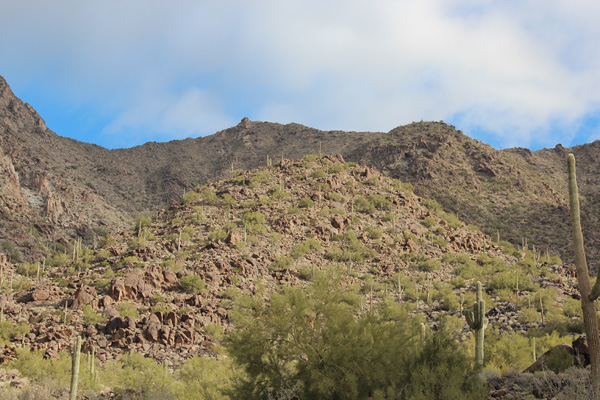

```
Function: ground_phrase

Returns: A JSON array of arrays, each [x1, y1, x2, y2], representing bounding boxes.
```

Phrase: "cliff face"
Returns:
[[0, 76, 131, 261]]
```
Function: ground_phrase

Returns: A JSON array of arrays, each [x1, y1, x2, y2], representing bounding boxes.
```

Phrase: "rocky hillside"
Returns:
[[0, 155, 590, 399], [0, 156, 579, 360], [1, 74, 599, 267], [0, 77, 131, 263]]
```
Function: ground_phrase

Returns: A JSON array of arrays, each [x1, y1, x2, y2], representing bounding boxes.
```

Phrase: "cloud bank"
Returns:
[[1, 0, 599, 149]]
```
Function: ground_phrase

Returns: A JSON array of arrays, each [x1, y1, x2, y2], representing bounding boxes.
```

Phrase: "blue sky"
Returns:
[[1, 0, 600, 150]]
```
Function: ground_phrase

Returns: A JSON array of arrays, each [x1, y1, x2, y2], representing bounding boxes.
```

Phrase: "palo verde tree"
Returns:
[[568, 153, 600, 397], [226, 269, 486, 400]]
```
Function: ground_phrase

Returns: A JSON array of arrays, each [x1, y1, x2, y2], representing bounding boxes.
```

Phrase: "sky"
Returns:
[[1, 0, 600, 150]]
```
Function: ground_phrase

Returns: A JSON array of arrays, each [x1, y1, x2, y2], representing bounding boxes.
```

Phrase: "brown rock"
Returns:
[[110, 278, 126, 302], [163, 269, 178, 284], [145, 324, 160, 342], [101, 295, 114, 308], [72, 285, 98, 309], [331, 216, 344, 230], [31, 289, 50, 301], [226, 230, 244, 245]]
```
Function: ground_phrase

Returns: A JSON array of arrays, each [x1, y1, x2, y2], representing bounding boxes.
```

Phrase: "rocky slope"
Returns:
[[0, 154, 591, 399], [1, 74, 599, 268], [0, 156, 580, 364]]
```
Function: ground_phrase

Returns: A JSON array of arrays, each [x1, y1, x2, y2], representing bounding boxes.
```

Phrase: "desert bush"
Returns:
[[364, 226, 383, 240], [16, 262, 38, 277], [102, 353, 177, 399], [298, 197, 315, 208], [242, 212, 266, 234], [310, 168, 326, 178], [226, 272, 486, 400], [178, 356, 241, 400], [201, 189, 221, 206], [328, 164, 347, 174], [180, 275, 206, 294], [519, 307, 540, 325], [182, 190, 201, 204], [291, 239, 322, 259], [82, 305, 106, 325], [369, 194, 393, 211], [418, 259, 441, 272], [354, 196, 375, 214], [271, 256, 292, 270], [249, 171, 270, 187], [485, 329, 532, 373], [421, 216, 436, 228], [207, 228, 229, 243], [117, 302, 140, 319], [48, 253, 70, 267]]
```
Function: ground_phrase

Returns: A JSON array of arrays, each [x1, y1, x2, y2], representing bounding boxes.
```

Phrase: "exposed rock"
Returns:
[[72, 285, 98, 309]]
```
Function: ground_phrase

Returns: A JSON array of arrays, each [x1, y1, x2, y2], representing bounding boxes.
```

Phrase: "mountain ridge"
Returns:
[[0, 75, 598, 265]]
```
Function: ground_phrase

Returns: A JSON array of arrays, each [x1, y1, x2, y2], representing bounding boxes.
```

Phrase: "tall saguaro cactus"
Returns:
[[464, 281, 488, 367], [70, 335, 82, 400], [567, 154, 600, 396]]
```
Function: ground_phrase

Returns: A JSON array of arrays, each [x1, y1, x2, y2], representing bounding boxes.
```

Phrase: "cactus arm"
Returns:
[[464, 309, 476, 329], [592, 276, 600, 301]]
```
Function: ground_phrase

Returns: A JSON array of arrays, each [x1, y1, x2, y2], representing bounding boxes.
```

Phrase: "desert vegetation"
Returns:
[[0, 154, 595, 399]]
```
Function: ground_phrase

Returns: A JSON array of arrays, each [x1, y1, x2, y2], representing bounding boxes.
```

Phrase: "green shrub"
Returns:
[[327, 192, 343, 202], [421, 216, 436, 228], [102, 353, 177, 398], [364, 226, 382, 240], [117, 302, 139, 319], [0, 321, 28, 343], [298, 197, 315, 208], [182, 190, 201, 204], [82, 304, 106, 325], [201, 189, 221, 206], [271, 256, 292, 270], [48, 253, 70, 267], [226, 272, 486, 400], [8, 348, 72, 391], [369, 194, 393, 211], [485, 330, 532, 373], [242, 212, 266, 234], [134, 215, 152, 233], [303, 154, 319, 162], [178, 356, 240, 400], [180, 275, 206, 294], [17, 262, 38, 277], [310, 169, 326, 178], [418, 259, 441, 272], [519, 308, 540, 324], [207, 228, 229, 243], [291, 239, 322, 259], [328, 164, 347, 173], [354, 196, 375, 214]]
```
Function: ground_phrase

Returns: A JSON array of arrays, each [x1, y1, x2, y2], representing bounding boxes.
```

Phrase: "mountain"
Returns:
[[0, 154, 573, 370], [0, 74, 598, 266]]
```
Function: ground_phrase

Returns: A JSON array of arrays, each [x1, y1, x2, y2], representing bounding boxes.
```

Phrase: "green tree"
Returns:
[[226, 271, 485, 400]]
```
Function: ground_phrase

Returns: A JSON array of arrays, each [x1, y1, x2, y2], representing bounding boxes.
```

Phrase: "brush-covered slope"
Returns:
[[0, 155, 578, 374], [2, 73, 598, 267]]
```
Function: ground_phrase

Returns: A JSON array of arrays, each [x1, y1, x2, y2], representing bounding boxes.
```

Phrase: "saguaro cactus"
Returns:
[[567, 154, 600, 396], [464, 281, 488, 367], [70, 335, 82, 400]]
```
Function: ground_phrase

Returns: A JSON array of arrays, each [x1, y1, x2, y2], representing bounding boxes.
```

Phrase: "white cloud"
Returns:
[[1, 0, 600, 149], [101, 87, 235, 143]]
